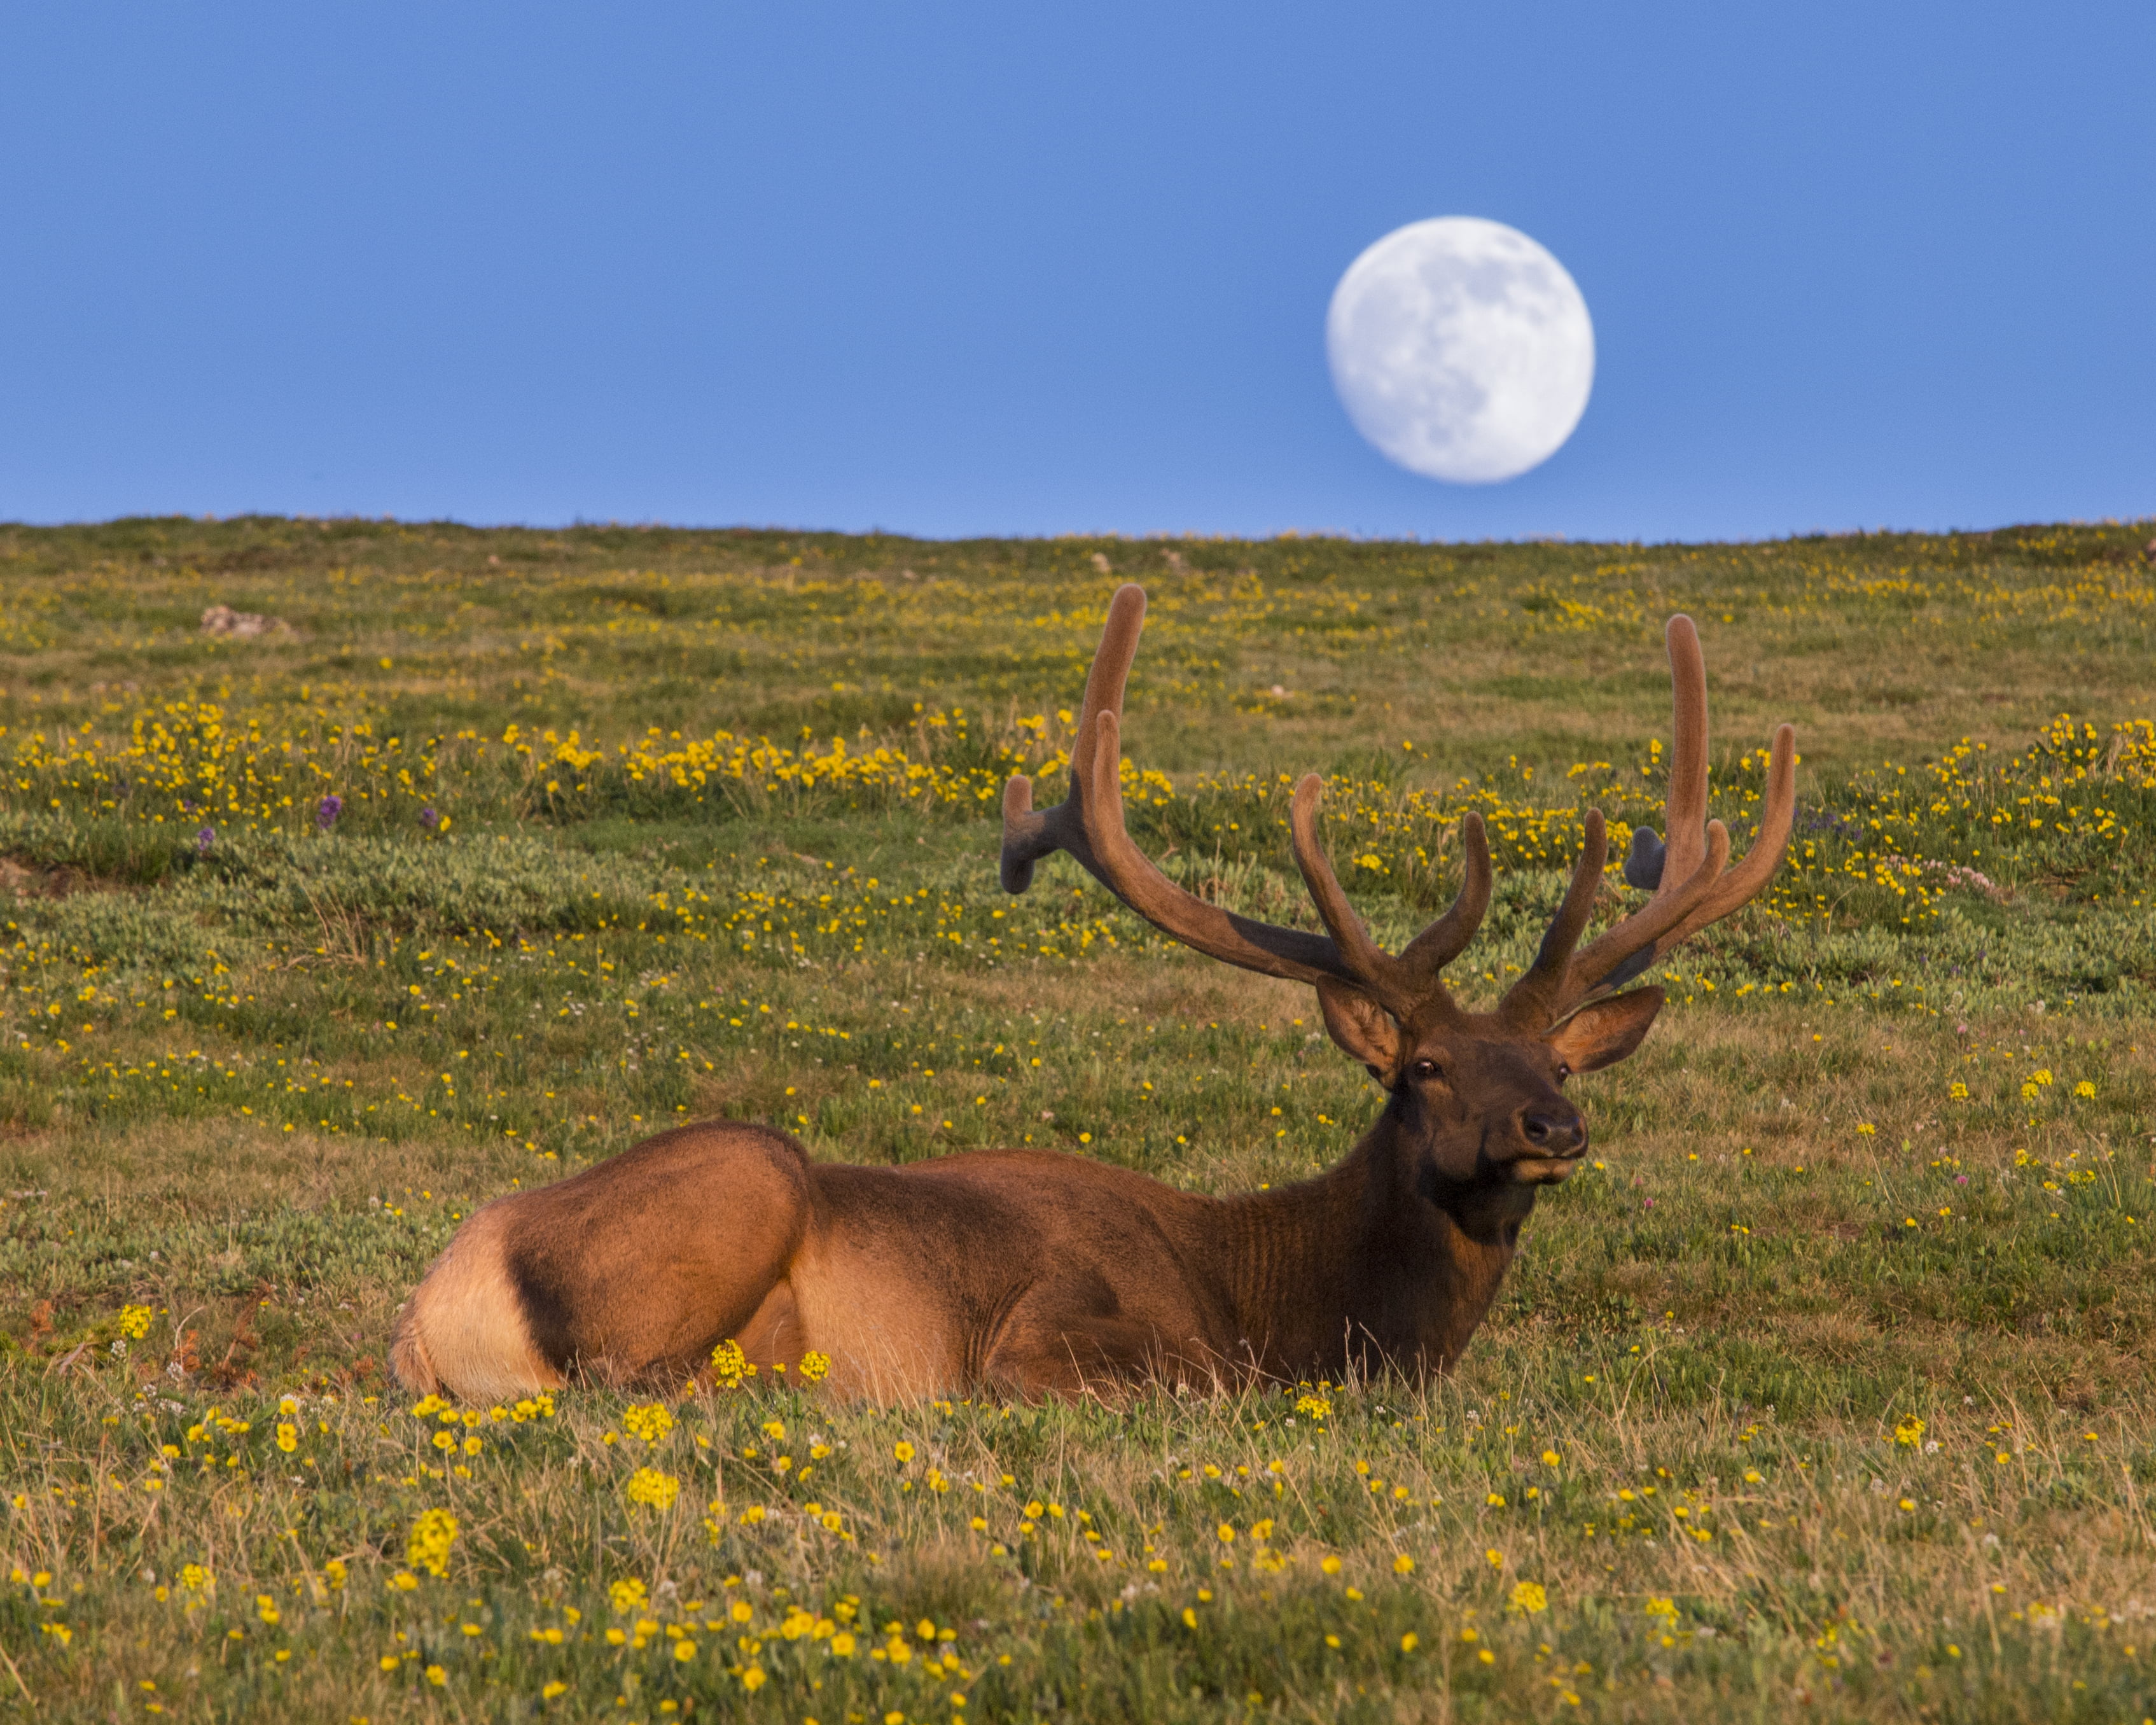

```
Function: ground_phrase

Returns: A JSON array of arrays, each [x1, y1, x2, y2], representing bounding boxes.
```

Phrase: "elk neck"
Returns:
[[1202, 1086, 1538, 1381]]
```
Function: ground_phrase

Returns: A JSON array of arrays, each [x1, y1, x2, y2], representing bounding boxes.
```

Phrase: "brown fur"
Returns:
[[391, 996, 1662, 1403]]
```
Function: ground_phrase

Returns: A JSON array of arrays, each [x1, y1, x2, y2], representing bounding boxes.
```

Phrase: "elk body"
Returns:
[[392, 588, 1794, 1404]]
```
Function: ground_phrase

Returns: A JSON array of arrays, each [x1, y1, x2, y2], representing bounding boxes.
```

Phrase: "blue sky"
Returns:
[[3, 3, 2150, 541]]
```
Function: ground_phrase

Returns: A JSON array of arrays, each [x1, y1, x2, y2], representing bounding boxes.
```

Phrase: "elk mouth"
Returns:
[[1508, 1149, 1587, 1184]]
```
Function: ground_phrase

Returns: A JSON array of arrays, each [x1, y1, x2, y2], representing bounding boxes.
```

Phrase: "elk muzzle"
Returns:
[[1510, 1102, 1587, 1180]]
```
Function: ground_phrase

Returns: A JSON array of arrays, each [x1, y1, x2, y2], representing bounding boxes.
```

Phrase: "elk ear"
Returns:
[[1316, 980, 1401, 1082], [1545, 987, 1664, 1073]]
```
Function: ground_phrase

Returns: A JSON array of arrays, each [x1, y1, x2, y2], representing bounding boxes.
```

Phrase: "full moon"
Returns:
[[1326, 216, 1594, 484]]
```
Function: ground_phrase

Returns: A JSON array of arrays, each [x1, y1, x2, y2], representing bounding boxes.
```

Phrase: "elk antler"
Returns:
[[1001, 585, 1491, 1026], [1498, 615, 1797, 1029], [1003, 591, 1794, 1038]]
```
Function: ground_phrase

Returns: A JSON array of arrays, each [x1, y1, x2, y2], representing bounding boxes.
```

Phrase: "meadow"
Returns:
[[2, 514, 2154, 1722]]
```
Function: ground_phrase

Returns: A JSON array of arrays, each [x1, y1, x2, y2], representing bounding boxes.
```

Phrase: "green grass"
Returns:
[[2, 515, 2155, 1722]]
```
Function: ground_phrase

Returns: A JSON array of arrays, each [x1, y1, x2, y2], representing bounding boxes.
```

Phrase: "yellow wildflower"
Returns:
[[623, 1402, 674, 1444], [406, 1508, 459, 1579], [625, 1469, 681, 1511], [710, 1339, 756, 1387]]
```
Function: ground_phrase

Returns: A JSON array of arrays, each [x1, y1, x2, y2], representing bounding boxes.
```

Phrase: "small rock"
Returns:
[[200, 604, 294, 639]]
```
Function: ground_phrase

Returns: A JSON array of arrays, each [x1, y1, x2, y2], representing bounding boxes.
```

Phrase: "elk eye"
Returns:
[[1412, 1059, 1441, 1080], [1555, 1061, 1573, 1081]]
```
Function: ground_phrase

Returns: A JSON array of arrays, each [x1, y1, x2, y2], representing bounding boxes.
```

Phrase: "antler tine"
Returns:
[[1396, 813, 1492, 982], [1080, 711, 1374, 991], [1286, 776, 1421, 1018], [1071, 583, 1149, 776], [1003, 586, 1387, 1000], [1641, 721, 1797, 956], [1568, 819, 1732, 990], [1538, 615, 1730, 1005], [1657, 615, 1711, 887], [1497, 811, 1608, 1027], [1512, 615, 1795, 1023], [1000, 583, 1148, 893]]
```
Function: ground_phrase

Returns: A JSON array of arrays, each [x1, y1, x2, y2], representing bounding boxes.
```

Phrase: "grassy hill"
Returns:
[[1, 516, 2153, 1721]]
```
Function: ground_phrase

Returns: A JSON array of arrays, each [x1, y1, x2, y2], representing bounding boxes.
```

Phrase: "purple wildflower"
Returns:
[[316, 794, 344, 831], [195, 826, 216, 856], [419, 806, 440, 830]]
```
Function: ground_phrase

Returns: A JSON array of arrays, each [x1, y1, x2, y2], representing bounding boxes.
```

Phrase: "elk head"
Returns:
[[1001, 585, 1795, 1197]]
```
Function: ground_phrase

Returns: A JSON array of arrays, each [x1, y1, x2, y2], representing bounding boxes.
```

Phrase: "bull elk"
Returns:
[[393, 586, 1794, 1403]]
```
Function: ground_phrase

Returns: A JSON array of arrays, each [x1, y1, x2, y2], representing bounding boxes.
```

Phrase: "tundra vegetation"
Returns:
[[0, 515, 2152, 1723]]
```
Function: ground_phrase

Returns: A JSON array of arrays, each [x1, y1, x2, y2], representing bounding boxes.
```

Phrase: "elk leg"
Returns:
[[982, 1312, 1168, 1399], [735, 1281, 805, 1376], [980, 1268, 1209, 1399], [396, 1122, 810, 1401]]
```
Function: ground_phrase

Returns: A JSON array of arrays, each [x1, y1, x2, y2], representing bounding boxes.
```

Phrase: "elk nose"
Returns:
[[1520, 1107, 1584, 1156]]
